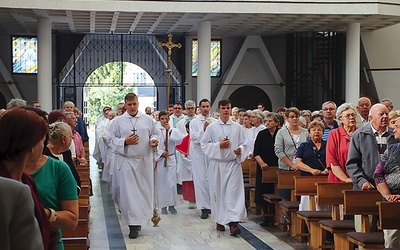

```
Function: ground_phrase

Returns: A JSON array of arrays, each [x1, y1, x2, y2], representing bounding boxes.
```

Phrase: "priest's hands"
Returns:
[[150, 139, 159, 148], [125, 134, 139, 145]]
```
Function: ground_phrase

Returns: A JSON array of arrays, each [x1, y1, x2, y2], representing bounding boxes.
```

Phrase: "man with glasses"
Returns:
[[169, 102, 184, 128], [173, 100, 196, 195], [321, 101, 338, 141]]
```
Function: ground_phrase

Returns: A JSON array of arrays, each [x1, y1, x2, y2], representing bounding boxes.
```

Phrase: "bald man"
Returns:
[[356, 97, 371, 128]]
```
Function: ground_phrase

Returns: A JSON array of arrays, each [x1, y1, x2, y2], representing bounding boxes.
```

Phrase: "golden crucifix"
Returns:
[[158, 33, 182, 109]]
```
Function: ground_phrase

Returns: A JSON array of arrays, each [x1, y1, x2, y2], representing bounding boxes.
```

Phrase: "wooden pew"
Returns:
[[258, 166, 280, 224], [248, 161, 263, 214], [276, 170, 301, 238], [377, 201, 400, 230], [316, 182, 354, 250], [343, 190, 384, 250], [242, 159, 256, 210], [63, 237, 88, 250], [62, 219, 89, 238], [294, 175, 330, 248]]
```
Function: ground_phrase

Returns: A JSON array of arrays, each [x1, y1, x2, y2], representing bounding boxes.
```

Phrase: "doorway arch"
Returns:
[[229, 86, 272, 111]]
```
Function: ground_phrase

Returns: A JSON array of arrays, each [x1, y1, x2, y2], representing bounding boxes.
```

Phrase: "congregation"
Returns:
[[1, 94, 400, 249]]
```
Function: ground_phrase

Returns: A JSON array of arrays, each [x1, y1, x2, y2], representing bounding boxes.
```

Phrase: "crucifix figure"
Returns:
[[157, 33, 182, 109]]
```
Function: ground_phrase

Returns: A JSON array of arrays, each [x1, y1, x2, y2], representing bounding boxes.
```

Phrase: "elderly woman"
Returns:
[[388, 111, 399, 129], [301, 109, 312, 127], [374, 117, 400, 248], [254, 112, 280, 226], [326, 103, 357, 183], [26, 121, 79, 250], [0, 108, 58, 250], [65, 111, 87, 166], [246, 110, 266, 155], [296, 121, 328, 176], [296, 121, 328, 211]]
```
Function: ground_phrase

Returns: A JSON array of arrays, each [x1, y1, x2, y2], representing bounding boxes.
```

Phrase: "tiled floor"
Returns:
[[87, 134, 309, 250]]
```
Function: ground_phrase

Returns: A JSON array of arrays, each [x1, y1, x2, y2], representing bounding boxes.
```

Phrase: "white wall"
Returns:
[[362, 24, 400, 109]]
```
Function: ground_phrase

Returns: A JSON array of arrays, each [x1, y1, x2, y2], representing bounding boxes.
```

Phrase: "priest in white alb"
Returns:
[[201, 99, 249, 236], [108, 93, 159, 239]]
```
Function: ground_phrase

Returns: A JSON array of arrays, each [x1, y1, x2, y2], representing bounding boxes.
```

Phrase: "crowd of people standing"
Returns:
[[1, 94, 400, 249]]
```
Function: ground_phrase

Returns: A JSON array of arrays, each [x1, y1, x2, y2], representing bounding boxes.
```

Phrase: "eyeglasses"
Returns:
[[288, 115, 299, 119], [342, 113, 356, 119], [186, 107, 195, 110], [323, 108, 336, 111]]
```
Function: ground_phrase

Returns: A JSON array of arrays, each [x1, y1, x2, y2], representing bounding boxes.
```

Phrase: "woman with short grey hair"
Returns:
[[336, 103, 357, 123], [326, 103, 357, 183]]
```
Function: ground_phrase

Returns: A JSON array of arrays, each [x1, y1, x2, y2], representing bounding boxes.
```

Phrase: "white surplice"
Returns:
[[189, 115, 215, 210], [174, 115, 196, 184], [108, 111, 159, 226], [93, 115, 107, 164], [170, 129, 192, 182], [200, 118, 249, 225], [100, 119, 113, 183], [154, 127, 177, 208]]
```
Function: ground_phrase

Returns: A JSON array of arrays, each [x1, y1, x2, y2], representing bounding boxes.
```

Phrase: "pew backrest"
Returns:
[[343, 190, 381, 215], [316, 182, 354, 205], [377, 201, 400, 230], [294, 175, 328, 196], [262, 166, 279, 184], [277, 170, 300, 190]]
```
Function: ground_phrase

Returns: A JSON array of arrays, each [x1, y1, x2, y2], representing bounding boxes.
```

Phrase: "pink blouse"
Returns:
[[72, 130, 84, 158]]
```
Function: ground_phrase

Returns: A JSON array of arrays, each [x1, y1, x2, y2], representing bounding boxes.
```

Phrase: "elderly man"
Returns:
[[347, 103, 396, 190], [176, 100, 196, 135], [381, 98, 394, 112], [346, 103, 396, 237], [321, 101, 338, 141], [356, 97, 371, 128]]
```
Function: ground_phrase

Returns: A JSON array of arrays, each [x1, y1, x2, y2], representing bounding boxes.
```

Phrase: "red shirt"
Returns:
[[326, 126, 351, 183]]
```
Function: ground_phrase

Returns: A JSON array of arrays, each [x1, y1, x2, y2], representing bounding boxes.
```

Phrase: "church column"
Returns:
[[37, 18, 52, 112], [345, 23, 360, 104], [185, 36, 193, 101], [197, 21, 211, 102]]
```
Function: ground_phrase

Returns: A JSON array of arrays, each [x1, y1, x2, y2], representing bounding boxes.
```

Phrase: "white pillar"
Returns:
[[197, 21, 211, 103], [185, 36, 194, 102], [345, 23, 360, 104], [37, 18, 52, 112]]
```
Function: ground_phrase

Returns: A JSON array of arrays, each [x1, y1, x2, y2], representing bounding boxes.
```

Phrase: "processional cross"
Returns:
[[158, 33, 182, 108], [151, 34, 181, 227]]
